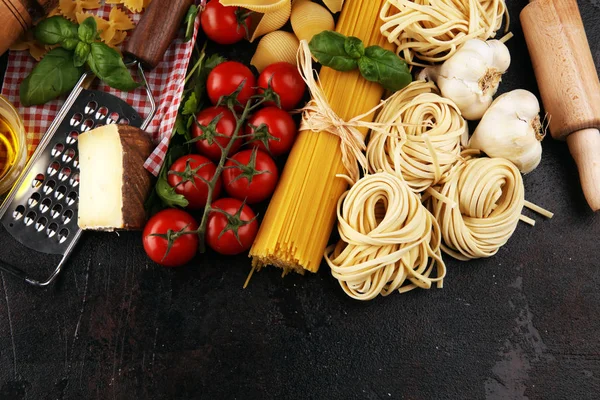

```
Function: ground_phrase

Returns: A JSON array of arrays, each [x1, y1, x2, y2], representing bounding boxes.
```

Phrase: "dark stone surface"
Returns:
[[1, 1, 599, 399]]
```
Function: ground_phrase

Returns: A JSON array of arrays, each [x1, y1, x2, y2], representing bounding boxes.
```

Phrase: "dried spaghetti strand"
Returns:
[[325, 172, 446, 301], [367, 80, 468, 193], [379, 0, 508, 66]]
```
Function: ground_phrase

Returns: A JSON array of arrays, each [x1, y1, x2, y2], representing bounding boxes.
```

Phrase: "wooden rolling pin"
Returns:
[[521, 0, 600, 211], [0, 0, 57, 56]]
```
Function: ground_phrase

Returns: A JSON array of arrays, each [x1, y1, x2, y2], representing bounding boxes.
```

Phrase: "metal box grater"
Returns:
[[0, 68, 156, 286]]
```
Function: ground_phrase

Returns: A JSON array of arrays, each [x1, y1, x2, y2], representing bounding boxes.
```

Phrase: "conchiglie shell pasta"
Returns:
[[250, 1, 292, 42], [251, 30, 300, 72], [323, 0, 344, 13], [291, 1, 335, 43]]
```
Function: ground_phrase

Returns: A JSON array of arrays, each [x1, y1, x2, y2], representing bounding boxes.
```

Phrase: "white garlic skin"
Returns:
[[418, 39, 511, 120], [469, 89, 543, 174]]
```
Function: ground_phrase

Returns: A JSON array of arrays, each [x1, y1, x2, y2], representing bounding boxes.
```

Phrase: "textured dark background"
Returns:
[[1, 0, 599, 399]]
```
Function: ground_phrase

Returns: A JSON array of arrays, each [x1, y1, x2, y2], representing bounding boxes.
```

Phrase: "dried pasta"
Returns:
[[291, 1, 334, 43], [423, 152, 527, 260], [59, 0, 101, 21], [325, 172, 446, 300], [106, 0, 151, 13], [250, 31, 299, 72], [379, 0, 508, 66], [323, 0, 344, 13], [220, 0, 291, 42], [9, 31, 49, 61], [250, 0, 392, 274], [367, 80, 468, 193]]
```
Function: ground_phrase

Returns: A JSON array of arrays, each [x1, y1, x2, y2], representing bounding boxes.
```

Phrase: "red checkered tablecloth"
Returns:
[[1, 4, 200, 176]]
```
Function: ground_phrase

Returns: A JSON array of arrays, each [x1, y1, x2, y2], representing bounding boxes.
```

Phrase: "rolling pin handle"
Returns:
[[567, 128, 600, 211]]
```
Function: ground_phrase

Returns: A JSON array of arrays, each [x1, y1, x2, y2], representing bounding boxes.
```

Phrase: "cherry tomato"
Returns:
[[206, 198, 258, 255], [246, 106, 297, 156], [192, 106, 242, 161], [207, 61, 256, 107], [167, 154, 222, 210], [258, 62, 306, 110], [222, 149, 279, 204], [143, 209, 199, 267], [200, 0, 251, 45]]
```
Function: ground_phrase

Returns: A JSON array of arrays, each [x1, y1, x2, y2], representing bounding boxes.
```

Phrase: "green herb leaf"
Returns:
[[156, 175, 189, 208], [344, 36, 364, 59], [87, 42, 140, 91], [62, 38, 80, 51], [184, 5, 199, 42], [182, 92, 198, 116], [309, 31, 358, 72], [78, 16, 97, 44], [358, 46, 412, 91], [19, 48, 83, 106], [73, 42, 90, 67], [34, 16, 78, 46]]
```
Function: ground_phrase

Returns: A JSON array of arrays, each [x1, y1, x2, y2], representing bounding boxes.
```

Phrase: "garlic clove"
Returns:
[[418, 39, 511, 120], [468, 89, 544, 174]]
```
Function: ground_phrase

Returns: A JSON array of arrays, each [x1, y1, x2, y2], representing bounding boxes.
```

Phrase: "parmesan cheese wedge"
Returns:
[[77, 124, 154, 231]]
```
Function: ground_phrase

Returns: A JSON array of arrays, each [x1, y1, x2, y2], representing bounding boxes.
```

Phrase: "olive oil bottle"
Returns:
[[0, 114, 18, 180]]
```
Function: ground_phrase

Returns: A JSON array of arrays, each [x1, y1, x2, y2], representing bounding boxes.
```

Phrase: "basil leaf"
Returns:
[[87, 42, 140, 91], [78, 17, 97, 44], [19, 48, 83, 106], [62, 38, 79, 51], [184, 5, 199, 42], [34, 16, 78, 46], [73, 42, 90, 67], [309, 31, 358, 72], [358, 46, 412, 91], [344, 36, 364, 59]]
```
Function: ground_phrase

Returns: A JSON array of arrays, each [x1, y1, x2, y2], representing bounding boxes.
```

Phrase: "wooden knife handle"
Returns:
[[123, 0, 194, 70], [521, 0, 600, 140]]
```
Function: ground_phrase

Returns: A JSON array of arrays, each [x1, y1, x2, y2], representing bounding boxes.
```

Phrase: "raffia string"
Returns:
[[296, 40, 391, 184]]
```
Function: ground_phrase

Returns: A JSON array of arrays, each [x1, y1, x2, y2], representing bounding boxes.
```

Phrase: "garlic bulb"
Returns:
[[418, 39, 511, 120], [468, 89, 544, 174]]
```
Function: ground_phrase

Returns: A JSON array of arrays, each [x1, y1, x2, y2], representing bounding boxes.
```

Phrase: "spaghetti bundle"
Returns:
[[325, 173, 446, 301], [424, 152, 525, 261], [379, 0, 508, 66], [367, 80, 467, 193], [250, 0, 392, 274]]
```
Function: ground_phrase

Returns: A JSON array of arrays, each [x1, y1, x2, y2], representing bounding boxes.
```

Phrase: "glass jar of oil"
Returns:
[[0, 95, 27, 195]]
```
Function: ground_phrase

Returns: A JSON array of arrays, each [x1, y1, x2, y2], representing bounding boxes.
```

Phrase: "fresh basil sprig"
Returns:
[[309, 31, 412, 92], [20, 16, 140, 106]]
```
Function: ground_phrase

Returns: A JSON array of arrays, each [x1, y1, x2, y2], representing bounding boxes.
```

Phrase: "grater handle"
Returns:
[[123, 0, 194, 70], [0, 257, 66, 287]]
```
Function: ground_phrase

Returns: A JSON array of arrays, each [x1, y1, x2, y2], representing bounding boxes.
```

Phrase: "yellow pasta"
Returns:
[[423, 152, 526, 260], [291, 1, 334, 43], [379, 0, 508, 66], [9, 31, 49, 61], [106, 0, 149, 13], [325, 172, 446, 300], [250, 31, 299, 72], [220, 0, 291, 42], [59, 0, 101, 21], [250, 0, 392, 275], [323, 0, 344, 13], [366, 80, 468, 193]]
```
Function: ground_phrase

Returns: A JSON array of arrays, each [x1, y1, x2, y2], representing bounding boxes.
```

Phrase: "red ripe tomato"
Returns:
[[167, 154, 222, 210], [192, 106, 242, 161], [246, 106, 297, 156], [143, 209, 199, 267], [206, 198, 258, 255], [207, 61, 256, 107], [258, 62, 306, 110], [222, 149, 279, 204], [200, 0, 251, 45]]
